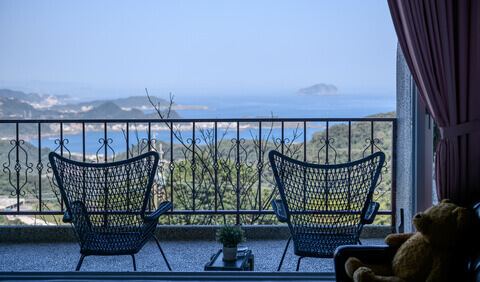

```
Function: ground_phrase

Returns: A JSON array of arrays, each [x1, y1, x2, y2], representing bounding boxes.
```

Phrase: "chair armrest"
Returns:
[[334, 245, 396, 282], [271, 199, 288, 223], [362, 202, 380, 224], [468, 253, 480, 282], [66, 201, 93, 233], [63, 210, 72, 223], [144, 201, 173, 222]]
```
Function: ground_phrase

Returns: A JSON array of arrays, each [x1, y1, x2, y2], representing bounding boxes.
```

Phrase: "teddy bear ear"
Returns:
[[453, 207, 470, 229], [441, 199, 453, 204]]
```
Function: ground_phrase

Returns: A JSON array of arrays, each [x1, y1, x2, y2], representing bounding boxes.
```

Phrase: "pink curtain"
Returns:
[[388, 0, 480, 206]]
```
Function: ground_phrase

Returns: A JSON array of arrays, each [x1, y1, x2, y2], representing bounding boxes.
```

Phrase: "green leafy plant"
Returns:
[[216, 224, 246, 247]]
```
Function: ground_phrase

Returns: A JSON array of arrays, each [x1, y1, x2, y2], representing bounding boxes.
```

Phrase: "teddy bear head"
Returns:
[[413, 199, 470, 247]]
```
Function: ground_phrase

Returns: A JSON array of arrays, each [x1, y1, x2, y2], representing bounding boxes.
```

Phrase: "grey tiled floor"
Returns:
[[0, 239, 385, 272]]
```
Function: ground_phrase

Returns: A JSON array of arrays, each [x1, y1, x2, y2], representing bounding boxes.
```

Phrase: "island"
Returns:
[[294, 83, 339, 96]]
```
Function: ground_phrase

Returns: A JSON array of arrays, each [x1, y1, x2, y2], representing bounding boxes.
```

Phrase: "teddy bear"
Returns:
[[345, 199, 470, 282]]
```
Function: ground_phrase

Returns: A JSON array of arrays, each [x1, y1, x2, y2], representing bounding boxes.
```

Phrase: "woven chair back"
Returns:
[[49, 152, 159, 230], [269, 150, 385, 256]]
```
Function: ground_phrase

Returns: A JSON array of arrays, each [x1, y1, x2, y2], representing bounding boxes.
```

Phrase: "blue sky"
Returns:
[[0, 0, 397, 99]]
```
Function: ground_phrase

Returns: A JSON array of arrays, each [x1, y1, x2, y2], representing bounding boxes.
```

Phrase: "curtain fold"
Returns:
[[388, 0, 480, 206]]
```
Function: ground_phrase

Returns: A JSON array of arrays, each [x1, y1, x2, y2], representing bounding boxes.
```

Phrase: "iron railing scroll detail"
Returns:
[[0, 117, 396, 226]]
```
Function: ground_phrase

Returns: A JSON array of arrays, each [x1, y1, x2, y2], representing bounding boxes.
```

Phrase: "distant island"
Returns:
[[294, 83, 339, 96], [49, 95, 211, 113], [0, 89, 212, 120]]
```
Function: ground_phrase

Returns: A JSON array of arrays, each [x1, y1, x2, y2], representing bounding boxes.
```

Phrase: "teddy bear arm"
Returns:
[[384, 233, 415, 248], [353, 267, 406, 282], [345, 257, 395, 280]]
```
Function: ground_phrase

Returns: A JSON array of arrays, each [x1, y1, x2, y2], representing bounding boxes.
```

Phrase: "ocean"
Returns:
[[172, 93, 395, 119], [28, 93, 396, 155]]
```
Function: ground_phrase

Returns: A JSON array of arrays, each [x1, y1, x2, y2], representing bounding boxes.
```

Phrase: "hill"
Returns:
[[0, 97, 181, 120], [76, 101, 180, 119], [0, 89, 182, 120], [50, 95, 173, 113], [0, 97, 68, 119], [50, 94, 210, 113], [295, 83, 339, 96], [0, 89, 69, 106]]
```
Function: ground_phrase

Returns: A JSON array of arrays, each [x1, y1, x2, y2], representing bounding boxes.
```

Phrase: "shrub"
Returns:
[[216, 224, 245, 247]]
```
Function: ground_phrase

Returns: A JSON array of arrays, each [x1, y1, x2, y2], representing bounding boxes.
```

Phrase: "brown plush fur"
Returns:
[[345, 199, 470, 282]]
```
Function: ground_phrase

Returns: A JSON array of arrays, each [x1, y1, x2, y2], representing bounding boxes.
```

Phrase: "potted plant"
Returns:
[[216, 224, 246, 261]]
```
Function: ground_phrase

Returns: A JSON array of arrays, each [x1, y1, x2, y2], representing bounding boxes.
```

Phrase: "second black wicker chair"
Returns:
[[269, 150, 385, 271], [49, 151, 172, 271]]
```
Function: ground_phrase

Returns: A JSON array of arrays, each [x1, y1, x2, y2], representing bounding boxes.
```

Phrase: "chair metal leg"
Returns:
[[296, 256, 304, 271], [131, 254, 137, 271], [277, 236, 292, 271], [153, 235, 172, 271], [75, 254, 86, 271]]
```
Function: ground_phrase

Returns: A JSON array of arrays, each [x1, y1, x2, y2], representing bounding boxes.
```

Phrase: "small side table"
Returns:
[[204, 249, 254, 271]]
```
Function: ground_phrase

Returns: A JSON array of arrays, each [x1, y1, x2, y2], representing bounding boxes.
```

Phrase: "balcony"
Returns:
[[0, 117, 395, 279], [0, 233, 384, 281]]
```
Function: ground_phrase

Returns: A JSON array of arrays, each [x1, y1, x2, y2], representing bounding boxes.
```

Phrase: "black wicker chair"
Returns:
[[269, 150, 385, 271], [49, 151, 172, 271]]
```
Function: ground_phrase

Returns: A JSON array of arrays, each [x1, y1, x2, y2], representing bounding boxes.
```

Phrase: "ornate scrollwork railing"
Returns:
[[0, 117, 396, 226]]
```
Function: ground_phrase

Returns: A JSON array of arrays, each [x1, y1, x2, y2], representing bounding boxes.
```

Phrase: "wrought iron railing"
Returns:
[[0, 118, 396, 226]]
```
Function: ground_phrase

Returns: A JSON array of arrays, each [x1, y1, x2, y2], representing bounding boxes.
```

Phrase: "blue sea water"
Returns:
[[33, 128, 308, 156], [172, 93, 395, 119], [29, 93, 396, 155]]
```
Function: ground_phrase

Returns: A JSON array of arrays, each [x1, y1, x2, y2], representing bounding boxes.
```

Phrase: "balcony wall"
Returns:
[[0, 224, 393, 243]]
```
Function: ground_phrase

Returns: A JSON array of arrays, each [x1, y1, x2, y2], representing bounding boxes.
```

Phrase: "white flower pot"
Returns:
[[222, 245, 237, 261]]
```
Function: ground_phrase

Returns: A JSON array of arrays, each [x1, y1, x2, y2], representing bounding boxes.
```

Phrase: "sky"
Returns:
[[0, 0, 398, 99]]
